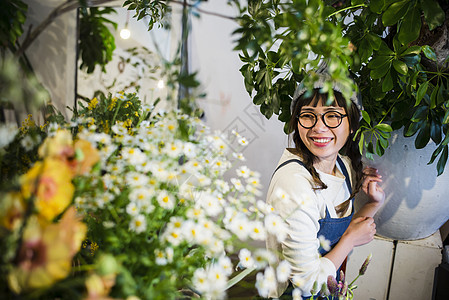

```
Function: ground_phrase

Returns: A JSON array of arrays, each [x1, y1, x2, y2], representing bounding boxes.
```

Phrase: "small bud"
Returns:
[[320, 282, 329, 296], [340, 270, 345, 283], [327, 275, 338, 294], [310, 280, 318, 295], [338, 281, 348, 297], [359, 253, 372, 276]]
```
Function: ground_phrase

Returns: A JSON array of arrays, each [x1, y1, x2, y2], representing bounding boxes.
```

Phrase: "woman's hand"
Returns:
[[342, 216, 376, 247], [362, 167, 385, 205]]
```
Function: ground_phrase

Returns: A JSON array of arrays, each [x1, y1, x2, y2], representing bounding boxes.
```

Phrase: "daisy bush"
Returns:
[[0, 91, 293, 299]]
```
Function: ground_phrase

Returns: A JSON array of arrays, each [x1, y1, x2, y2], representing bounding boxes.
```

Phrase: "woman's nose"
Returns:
[[313, 115, 328, 131]]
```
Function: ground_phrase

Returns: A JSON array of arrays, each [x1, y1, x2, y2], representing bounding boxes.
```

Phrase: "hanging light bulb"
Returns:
[[120, 11, 131, 39], [157, 79, 165, 89], [120, 26, 131, 39]]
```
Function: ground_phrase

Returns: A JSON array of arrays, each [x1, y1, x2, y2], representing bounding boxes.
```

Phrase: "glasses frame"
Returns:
[[296, 111, 348, 129]]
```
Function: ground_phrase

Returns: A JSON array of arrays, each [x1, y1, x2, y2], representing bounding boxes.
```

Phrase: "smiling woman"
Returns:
[[266, 78, 385, 298]]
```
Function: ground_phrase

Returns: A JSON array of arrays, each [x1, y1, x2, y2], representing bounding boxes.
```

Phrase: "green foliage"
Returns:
[[123, 0, 171, 30], [0, 0, 27, 51], [78, 7, 117, 74], [232, 0, 449, 174]]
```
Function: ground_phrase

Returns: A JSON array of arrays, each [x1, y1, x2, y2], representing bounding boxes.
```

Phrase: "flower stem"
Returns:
[[326, 4, 367, 18]]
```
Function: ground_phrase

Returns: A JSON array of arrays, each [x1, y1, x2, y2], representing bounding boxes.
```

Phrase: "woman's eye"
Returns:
[[327, 113, 340, 119], [301, 113, 315, 119]]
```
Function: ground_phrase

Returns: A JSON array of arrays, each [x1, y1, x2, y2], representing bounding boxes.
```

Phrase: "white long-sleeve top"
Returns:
[[266, 149, 354, 298]]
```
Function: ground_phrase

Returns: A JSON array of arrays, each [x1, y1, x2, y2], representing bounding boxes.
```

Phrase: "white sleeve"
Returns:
[[267, 166, 337, 297]]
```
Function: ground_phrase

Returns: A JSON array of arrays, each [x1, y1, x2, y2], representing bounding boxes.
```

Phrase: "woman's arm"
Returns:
[[324, 216, 377, 269], [268, 170, 336, 297], [354, 167, 385, 219], [325, 167, 384, 269]]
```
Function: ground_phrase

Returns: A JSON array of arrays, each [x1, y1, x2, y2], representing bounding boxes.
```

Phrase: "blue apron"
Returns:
[[272, 156, 354, 299]]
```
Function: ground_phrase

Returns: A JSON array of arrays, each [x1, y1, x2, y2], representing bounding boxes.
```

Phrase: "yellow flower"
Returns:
[[38, 129, 74, 160], [72, 139, 100, 175], [108, 98, 117, 111], [0, 191, 26, 231], [20, 159, 74, 221], [7, 207, 86, 293], [20, 114, 36, 134], [88, 97, 99, 110]]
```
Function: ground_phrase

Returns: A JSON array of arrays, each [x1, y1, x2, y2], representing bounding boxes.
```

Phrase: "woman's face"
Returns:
[[297, 99, 350, 163]]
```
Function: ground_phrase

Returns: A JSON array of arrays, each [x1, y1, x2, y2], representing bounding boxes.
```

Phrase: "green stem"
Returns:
[[326, 4, 367, 18], [225, 266, 255, 290], [348, 274, 360, 288], [111, 100, 123, 126], [378, 90, 403, 124]]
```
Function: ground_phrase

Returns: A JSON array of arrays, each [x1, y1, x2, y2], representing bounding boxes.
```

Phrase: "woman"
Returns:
[[266, 82, 385, 298]]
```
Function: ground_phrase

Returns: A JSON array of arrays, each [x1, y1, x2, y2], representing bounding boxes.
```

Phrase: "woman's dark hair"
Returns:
[[288, 89, 363, 214]]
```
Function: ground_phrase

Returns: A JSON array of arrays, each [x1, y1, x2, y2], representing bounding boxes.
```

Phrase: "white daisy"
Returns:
[[276, 260, 292, 283], [265, 213, 288, 242], [157, 191, 175, 210], [236, 165, 251, 178], [129, 214, 147, 233], [238, 248, 254, 269]]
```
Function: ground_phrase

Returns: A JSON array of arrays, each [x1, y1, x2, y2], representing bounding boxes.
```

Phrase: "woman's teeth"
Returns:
[[312, 138, 331, 143]]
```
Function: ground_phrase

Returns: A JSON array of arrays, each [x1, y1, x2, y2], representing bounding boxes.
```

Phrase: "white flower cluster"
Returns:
[[73, 109, 291, 298]]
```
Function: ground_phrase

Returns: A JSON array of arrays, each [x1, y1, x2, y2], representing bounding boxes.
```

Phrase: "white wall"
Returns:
[[190, 1, 287, 196], [22, 0, 77, 123]]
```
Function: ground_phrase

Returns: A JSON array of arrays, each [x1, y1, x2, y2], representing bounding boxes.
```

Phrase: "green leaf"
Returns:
[[367, 33, 382, 51], [368, 55, 392, 69], [358, 39, 374, 63], [370, 62, 391, 79], [420, 0, 445, 30], [379, 135, 389, 148], [436, 146, 448, 176], [362, 110, 371, 124], [415, 122, 431, 149], [415, 81, 428, 106], [398, 6, 421, 44], [253, 92, 266, 105], [382, 70, 394, 92], [430, 119, 442, 144], [379, 130, 392, 139], [411, 106, 428, 122], [382, 0, 410, 26], [437, 84, 445, 106], [422, 45, 437, 61], [443, 109, 449, 124], [392, 59, 408, 75], [375, 123, 393, 132], [405, 121, 421, 136], [443, 130, 449, 146], [367, 141, 374, 154], [358, 132, 365, 155], [430, 84, 438, 109], [400, 45, 421, 56], [376, 139, 385, 156], [377, 41, 395, 55], [402, 54, 421, 68], [370, 0, 385, 13], [428, 144, 444, 164]]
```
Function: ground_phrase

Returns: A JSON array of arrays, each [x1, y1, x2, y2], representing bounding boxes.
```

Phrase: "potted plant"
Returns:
[[230, 0, 449, 239]]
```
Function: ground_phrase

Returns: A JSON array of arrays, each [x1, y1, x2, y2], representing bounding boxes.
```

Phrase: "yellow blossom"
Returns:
[[108, 98, 117, 111], [0, 191, 26, 231], [38, 129, 73, 159], [72, 139, 100, 175], [88, 97, 99, 110], [20, 114, 36, 134], [7, 207, 86, 293], [20, 159, 74, 221]]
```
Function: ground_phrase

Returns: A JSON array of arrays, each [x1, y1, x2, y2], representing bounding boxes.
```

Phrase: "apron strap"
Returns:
[[272, 158, 305, 178], [336, 156, 352, 195]]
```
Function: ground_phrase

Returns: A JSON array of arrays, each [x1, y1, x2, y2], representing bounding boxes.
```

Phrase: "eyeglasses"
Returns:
[[297, 111, 348, 129]]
